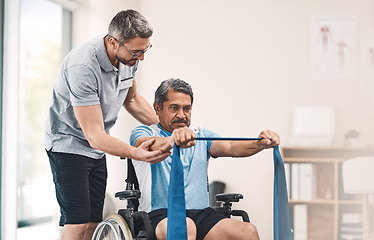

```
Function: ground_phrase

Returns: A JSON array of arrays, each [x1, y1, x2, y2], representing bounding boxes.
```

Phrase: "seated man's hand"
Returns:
[[172, 127, 196, 148], [257, 129, 280, 149]]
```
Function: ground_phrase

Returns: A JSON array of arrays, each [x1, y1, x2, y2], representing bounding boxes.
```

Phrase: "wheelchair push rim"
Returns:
[[92, 213, 133, 240]]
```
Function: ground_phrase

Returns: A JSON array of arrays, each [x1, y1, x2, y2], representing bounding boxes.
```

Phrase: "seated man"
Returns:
[[129, 78, 280, 240]]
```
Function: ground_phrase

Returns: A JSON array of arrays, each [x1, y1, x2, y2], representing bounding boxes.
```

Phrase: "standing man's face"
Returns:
[[154, 90, 192, 133], [112, 36, 151, 66]]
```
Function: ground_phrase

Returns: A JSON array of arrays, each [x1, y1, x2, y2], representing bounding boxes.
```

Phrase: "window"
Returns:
[[16, 0, 72, 238]]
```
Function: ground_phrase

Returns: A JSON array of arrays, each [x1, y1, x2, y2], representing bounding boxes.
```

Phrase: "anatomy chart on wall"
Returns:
[[360, 32, 374, 95], [311, 16, 357, 79]]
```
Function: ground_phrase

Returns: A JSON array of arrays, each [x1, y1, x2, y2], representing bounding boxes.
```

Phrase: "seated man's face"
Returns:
[[154, 90, 192, 133]]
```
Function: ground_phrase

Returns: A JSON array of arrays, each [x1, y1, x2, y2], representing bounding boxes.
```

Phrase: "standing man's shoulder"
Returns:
[[63, 34, 109, 69]]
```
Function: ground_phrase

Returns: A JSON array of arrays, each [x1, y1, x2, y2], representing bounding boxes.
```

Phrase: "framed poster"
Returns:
[[311, 16, 357, 79]]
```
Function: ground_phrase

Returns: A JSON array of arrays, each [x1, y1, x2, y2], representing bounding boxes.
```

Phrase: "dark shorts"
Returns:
[[47, 150, 107, 226], [149, 207, 227, 240]]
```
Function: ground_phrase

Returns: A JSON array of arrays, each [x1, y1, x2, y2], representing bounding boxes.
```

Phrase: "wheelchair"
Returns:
[[92, 158, 250, 240]]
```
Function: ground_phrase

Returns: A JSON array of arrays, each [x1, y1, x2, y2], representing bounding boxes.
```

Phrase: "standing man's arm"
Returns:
[[73, 104, 169, 163], [124, 80, 159, 125]]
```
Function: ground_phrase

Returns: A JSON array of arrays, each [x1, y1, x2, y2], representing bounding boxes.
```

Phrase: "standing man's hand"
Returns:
[[133, 138, 171, 164]]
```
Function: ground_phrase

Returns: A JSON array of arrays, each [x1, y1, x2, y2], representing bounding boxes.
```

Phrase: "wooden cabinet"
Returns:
[[281, 147, 374, 240]]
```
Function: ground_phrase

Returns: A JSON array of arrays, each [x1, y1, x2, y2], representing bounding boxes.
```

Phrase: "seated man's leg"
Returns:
[[204, 218, 259, 240], [187, 207, 259, 240], [155, 217, 197, 240]]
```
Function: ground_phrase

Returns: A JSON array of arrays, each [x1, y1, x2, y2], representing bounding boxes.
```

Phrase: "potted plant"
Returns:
[[344, 129, 360, 147]]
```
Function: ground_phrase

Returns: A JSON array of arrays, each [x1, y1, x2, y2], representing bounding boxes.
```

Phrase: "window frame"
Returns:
[[0, 0, 4, 237]]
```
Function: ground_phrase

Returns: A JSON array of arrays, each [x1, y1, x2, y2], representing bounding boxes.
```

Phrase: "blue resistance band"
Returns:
[[273, 145, 293, 240], [167, 144, 187, 240], [167, 138, 292, 240]]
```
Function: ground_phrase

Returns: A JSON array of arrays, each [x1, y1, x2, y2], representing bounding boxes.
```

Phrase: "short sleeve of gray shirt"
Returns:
[[65, 64, 102, 107]]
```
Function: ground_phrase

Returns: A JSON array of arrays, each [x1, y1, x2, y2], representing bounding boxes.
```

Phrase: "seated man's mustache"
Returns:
[[171, 119, 188, 124]]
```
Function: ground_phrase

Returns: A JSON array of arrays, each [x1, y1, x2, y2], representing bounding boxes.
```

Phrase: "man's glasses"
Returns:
[[109, 35, 152, 59]]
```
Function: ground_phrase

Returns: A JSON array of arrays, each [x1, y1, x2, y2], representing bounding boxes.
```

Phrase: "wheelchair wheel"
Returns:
[[92, 213, 133, 240]]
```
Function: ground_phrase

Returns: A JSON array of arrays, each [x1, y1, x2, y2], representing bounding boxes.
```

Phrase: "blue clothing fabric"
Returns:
[[129, 124, 220, 211], [45, 34, 138, 159], [131, 126, 293, 239]]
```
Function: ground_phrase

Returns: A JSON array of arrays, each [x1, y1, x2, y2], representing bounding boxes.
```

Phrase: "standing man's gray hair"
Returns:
[[155, 78, 194, 109], [108, 9, 153, 43]]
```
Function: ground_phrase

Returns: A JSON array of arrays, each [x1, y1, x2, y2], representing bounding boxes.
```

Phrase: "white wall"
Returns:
[[73, 0, 374, 239]]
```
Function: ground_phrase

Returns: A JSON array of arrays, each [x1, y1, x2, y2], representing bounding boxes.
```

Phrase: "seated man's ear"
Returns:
[[153, 102, 161, 115]]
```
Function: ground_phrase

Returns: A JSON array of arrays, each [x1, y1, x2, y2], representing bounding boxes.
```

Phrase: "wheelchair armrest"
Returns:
[[231, 210, 250, 223], [215, 193, 243, 203], [115, 190, 141, 200]]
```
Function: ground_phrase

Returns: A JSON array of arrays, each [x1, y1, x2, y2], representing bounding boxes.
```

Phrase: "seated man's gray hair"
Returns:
[[155, 78, 194, 109]]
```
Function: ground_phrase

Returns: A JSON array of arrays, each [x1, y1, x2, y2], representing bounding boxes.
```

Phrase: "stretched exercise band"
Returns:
[[195, 137, 262, 141], [167, 137, 292, 240]]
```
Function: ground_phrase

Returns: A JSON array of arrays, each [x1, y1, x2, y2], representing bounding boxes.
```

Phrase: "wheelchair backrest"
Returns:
[[125, 158, 140, 210]]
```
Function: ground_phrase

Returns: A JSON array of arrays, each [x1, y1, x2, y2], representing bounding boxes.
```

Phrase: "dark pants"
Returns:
[[47, 150, 107, 226]]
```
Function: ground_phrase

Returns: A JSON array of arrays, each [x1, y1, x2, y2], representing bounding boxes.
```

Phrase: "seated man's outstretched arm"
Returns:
[[209, 129, 280, 157], [133, 127, 196, 153]]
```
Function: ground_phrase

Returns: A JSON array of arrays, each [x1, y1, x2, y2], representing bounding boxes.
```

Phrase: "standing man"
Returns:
[[44, 10, 169, 240], [130, 78, 280, 240]]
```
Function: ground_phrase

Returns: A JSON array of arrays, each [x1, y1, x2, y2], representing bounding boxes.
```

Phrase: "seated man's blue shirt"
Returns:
[[130, 124, 220, 212]]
